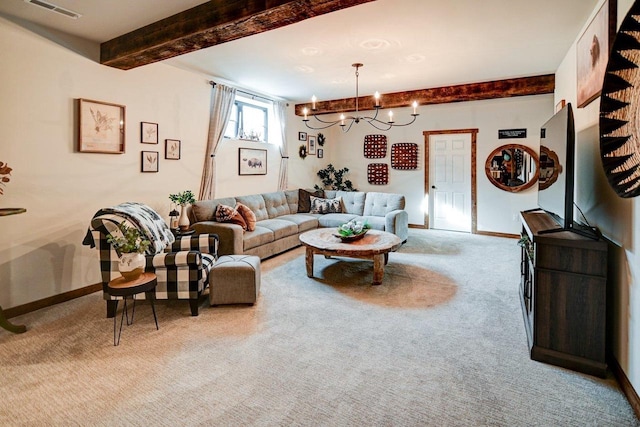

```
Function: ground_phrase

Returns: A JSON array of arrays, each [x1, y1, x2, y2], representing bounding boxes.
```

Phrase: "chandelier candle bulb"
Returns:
[[300, 63, 418, 132]]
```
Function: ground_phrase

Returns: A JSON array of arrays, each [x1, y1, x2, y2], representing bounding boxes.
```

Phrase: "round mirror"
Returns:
[[538, 145, 562, 191], [485, 144, 539, 192]]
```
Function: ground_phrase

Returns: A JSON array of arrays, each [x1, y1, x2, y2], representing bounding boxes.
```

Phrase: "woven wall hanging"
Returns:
[[364, 134, 387, 158], [367, 163, 388, 185], [391, 143, 418, 170], [600, 2, 640, 197]]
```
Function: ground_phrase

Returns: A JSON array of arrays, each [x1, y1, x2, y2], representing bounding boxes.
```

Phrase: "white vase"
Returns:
[[178, 204, 190, 231], [118, 253, 145, 281]]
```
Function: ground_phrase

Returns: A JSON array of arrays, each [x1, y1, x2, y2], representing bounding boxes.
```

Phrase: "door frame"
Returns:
[[423, 128, 479, 233]]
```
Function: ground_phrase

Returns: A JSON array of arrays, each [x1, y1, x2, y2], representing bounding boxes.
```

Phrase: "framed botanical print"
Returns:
[[141, 151, 159, 172], [141, 122, 158, 144], [307, 135, 317, 155], [77, 98, 125, 154], [165, 139, 181, 160]]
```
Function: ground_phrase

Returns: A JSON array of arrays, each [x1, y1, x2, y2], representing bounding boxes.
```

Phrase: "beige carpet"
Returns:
[[0, 229, 637, 426]]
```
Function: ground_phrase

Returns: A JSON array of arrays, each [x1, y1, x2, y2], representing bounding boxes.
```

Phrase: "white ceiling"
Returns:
[[0, 0, 599, 102]]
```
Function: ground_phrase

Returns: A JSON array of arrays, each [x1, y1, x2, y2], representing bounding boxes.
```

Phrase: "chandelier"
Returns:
[[302, 63, 419, 132]]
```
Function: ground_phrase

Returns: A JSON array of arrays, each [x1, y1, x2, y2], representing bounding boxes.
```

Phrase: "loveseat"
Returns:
[[189, 189, 408, 260]]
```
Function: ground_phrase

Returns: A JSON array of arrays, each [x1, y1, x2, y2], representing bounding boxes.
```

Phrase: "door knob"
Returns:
[[431, 185, 436, 189]]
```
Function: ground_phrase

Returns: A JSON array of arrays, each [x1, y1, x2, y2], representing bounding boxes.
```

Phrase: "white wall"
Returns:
[[0, 16, 283, 309], [288, 95, 553, 233], [554, 0, 638, 398]]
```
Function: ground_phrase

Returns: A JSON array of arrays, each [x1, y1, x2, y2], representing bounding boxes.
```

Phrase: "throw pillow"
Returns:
[[215, 204, 247, 230], [298, 189, 324, 213], [309, 196, 342, 214], [236, 203, 257, 232]]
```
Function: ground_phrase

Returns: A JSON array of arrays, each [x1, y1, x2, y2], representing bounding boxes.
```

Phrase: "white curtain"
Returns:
[[274, 100, 289, 190], [199, 84, 236, 200]]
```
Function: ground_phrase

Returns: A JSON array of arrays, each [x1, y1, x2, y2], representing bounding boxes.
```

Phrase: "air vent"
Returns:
[[24, 0, 82, 19]]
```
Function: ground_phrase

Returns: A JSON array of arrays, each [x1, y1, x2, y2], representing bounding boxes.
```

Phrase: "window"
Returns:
[[224, 95, 270, 142]]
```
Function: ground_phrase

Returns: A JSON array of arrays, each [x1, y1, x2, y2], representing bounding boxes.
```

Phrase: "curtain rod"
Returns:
[[209, 80, 273, 103]]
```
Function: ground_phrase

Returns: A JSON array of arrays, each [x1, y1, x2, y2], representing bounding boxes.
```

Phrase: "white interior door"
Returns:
[[429, 133, 472, 232]]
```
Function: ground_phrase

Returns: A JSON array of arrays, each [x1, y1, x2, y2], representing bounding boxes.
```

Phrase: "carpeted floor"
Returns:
[[0, 229, 637, 426]]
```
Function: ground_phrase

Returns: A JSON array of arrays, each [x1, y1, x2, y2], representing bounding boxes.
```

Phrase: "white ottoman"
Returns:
[[209, 255, 261, 306]]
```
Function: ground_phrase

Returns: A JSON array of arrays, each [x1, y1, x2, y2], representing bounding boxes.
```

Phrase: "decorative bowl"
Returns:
[[334, 229, 368, 242]]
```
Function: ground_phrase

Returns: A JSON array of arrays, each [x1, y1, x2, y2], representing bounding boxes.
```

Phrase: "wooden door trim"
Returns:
[[423, 129, 479, 233]]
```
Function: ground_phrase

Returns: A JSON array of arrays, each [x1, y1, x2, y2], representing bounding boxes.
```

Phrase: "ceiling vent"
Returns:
[[24, 0, 82, 19]]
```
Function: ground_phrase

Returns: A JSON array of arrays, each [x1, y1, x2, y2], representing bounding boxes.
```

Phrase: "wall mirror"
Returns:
[[538, 145, 562, 191], [485, 144, 539, 192]]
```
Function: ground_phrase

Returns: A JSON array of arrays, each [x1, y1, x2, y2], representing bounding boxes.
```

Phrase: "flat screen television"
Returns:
[[537, 103, 574, 230], [537, 103, 598, 239]]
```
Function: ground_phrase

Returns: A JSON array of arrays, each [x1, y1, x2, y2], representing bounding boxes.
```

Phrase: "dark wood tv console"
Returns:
[[519, 210, 608, 377]]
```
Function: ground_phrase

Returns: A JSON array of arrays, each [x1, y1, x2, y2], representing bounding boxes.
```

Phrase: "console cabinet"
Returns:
[[519, 210, 608, 377]]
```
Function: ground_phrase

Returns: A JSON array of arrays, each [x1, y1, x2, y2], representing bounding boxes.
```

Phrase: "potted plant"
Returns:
[[169, 190, 196, 231], [106, 222, 150, 280]]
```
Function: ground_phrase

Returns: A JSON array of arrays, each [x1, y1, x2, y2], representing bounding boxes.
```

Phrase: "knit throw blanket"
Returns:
[[83, 202, 174, 255]]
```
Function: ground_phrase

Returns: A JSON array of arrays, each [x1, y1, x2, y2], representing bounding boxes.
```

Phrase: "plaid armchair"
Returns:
[[84, 202, 218, 317]]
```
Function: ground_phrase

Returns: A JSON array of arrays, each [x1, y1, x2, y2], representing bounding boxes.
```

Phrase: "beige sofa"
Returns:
[[189, 189, 408, 259]]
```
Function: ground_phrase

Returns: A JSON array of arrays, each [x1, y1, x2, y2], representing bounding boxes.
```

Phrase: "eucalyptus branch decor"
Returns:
[[169, 190, 196, 206], [0, 161, 11, 195], [317, 133, 325, 146], [169, 190, 197, 231], [314, 163, 357, 191]]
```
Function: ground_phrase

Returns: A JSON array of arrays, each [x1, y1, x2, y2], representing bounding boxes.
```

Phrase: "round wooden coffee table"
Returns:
[[299, 229, 402, 285]]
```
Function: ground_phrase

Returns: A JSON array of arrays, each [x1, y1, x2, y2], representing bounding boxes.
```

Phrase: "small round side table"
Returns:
[[107, 272, 159, 346]]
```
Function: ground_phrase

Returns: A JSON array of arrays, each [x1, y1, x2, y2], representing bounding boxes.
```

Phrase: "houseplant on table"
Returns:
[[169, 190, 196, 231], [106, 222, 150, 280]]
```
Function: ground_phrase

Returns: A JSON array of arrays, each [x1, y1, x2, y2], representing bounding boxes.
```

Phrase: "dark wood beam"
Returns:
[[294, 74, 555, 116], [101, 0, 375, 70]]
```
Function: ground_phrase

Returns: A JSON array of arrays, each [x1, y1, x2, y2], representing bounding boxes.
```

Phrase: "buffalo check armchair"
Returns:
[[83, 202, 218, 317]]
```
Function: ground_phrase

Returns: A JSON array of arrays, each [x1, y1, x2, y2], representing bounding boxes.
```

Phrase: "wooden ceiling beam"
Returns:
[[100, 0, 375, 70], [294, 74, 555, 116]]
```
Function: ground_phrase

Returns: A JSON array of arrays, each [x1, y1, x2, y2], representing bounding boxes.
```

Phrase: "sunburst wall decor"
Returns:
[[600, 2, 640, 198]]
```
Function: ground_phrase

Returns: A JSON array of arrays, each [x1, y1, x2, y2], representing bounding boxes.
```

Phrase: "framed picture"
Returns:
[[577, 0, 616, 108], [239, 148, 267, 175], [141, 122, 158, 144], [317, 148, 324, 159], [141, 151, 159, 172], [308, 135, 317, 155], [77, 98, 125, 154], [298, 131, 307, 141], [165, 139, 181, 160]]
